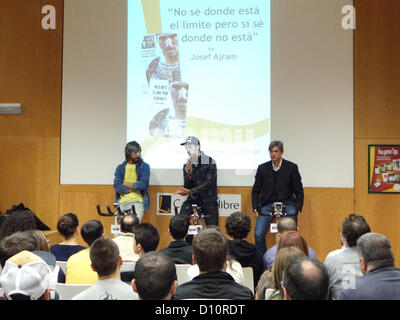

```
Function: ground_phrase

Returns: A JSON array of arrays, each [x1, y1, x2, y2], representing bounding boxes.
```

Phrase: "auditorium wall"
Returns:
[[0, 0, 399, 262]]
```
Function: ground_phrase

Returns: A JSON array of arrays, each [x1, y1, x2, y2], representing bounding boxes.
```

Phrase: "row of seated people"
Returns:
[[0, 209, 400, 300]]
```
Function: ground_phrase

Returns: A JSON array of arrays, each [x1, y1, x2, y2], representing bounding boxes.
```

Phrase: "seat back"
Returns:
[[120, 261, 136, 273], [55, 283, 92, 300], [175, 264, 192, 285], [56, 260, 67, 273], [242, 267, 254, 293]]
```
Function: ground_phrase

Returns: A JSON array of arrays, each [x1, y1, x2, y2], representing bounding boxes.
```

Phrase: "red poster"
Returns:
[[369, 145, 400, 193]]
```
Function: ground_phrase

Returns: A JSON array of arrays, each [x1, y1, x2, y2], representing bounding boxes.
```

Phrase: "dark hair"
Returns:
[[57, 213, 79, 239], [0, 230, 43, 267], [269, 140, 284, 152], [169, 215, 189, 240], [192, 227, 228, 272], [277, 217, 297, 233], [0, 210, 37, 240], [225, 212, 251, 239], [278, 231, 309, 257], [125, 141, 142, 161], [134, 251, 176, 300], [341, 214, 370, 247], [282, 256, 329, 300], [90, 238, 120, 277], [133, 223, 159, 253], [120, 215, 139, 233], [357, 233, 394, 270], [81, 220, 104, 246]]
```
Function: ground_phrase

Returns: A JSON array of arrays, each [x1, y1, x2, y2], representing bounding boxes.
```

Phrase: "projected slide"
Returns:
[[127, 0, 270, 170]]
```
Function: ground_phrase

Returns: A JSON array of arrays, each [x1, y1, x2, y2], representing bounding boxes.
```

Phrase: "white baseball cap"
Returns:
[[0, 250, 52, 300]]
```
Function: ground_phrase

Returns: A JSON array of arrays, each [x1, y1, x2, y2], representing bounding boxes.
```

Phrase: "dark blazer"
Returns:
[[251, 159, 304, 212]]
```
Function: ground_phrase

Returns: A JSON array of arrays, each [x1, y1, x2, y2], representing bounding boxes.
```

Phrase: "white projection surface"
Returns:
[[61, 0, 353, 188]]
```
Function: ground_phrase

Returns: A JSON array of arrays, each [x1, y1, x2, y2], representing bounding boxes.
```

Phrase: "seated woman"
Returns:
[[50, 213, 86, 261]]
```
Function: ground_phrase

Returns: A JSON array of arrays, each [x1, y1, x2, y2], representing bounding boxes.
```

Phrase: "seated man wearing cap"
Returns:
[[0, 250, 58, 300], [176, 136, 219, 226]]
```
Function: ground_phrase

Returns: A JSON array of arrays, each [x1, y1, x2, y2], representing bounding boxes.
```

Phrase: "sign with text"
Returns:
[[368, 145, 400, 193], [156, 193, 241, 216]]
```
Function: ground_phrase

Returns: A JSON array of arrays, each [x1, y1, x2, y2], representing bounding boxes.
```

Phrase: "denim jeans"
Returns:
[[254, 204, 298, 256]]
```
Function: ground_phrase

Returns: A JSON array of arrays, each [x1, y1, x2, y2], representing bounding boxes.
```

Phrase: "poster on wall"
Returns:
[[368, 145, 400, 193]]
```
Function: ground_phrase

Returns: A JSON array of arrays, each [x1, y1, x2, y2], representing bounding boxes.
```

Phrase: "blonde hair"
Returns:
[[272, 246, 305, 299]]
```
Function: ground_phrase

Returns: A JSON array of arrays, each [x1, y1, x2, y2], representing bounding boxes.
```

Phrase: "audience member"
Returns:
[[132, 223, 160, 257], [339, 233, 400, 300], [263, 218, 317, 270], [50, 213, 86, 261], [65, 220, 104, 284], [132, 251, 177, 300], [159, 215, 193, 264], [112, 214, 140, 262], [256, 246, 305, 300], [0, 250, 59, 300], [72, 238, 138, 300], [173, 227, 254, 300], [121, 223, 160, 283], [0, 230, 65, 285], [282, 256, 329, 300], [225, 211, 264, 288], [324, 214, 370, 299], [0, 209, 37, 240]]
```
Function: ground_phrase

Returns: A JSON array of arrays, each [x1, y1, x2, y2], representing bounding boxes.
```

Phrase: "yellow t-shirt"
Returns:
[[65, 249, 98, 284], [119, 163, 143, 204]]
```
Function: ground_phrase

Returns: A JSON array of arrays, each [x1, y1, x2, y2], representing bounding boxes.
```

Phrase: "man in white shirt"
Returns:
[[112, 215, 140, 262]]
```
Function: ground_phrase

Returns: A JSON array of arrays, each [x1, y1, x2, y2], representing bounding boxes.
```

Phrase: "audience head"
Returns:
[[169, 215, 189, 240], [90, 237, 121, 278], [81, 220, 104, 246], [0, 250, 52, 300], [120, 215, 139, 233], [341, 213, 371, 248], [133, 223, 160, 255], [282, 256, 329, 300], [30, 230, 50, 252], [132, 251, 177, 300], [357, 232, 394, 274], [225, 211, 251, 240], [0, 230, 44, 267], [57, 213, 80, 240], [0, 210, 37, 240], [278, 231, 309, 257], [192, 227, 228, 273], [277, 217, 297, 234], [272, 246, 306, 299]]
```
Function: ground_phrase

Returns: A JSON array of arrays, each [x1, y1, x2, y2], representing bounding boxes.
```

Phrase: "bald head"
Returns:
[[282, 257, 329, 300], [277, 217, 297, 234]]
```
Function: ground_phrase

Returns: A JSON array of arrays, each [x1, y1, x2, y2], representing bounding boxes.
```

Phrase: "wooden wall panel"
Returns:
[[354, 0, 400, 139]]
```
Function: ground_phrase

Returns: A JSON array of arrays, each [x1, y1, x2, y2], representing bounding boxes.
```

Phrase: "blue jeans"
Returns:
[[254, 204, 298, 256]]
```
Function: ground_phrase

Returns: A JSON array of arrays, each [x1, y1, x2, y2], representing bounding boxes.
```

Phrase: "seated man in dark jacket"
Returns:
[[159, 215, 193, 264], [225, 211, 264, 288], [173, 227, 254, 300]]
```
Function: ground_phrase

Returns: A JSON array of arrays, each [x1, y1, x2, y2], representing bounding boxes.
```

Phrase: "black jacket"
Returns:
[[251, 159, 304, 212], [173, 271, 254, 300], [183, 152, 217, 203], [159, 240, 193, 264], [228, 240, 264, 288]]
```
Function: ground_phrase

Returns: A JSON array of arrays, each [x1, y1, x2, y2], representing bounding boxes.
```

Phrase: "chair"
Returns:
[[175, 264, 192, 285], [242, 267, 254, 294], [55, 283, 92, 300], [120, 261, 136, 273], [56, 261, 67, 273]]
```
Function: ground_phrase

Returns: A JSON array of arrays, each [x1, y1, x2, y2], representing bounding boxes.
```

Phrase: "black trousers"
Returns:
[[179, 198, 219, 227]]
